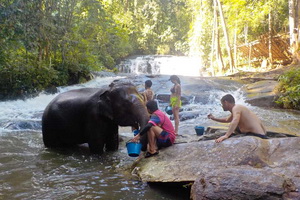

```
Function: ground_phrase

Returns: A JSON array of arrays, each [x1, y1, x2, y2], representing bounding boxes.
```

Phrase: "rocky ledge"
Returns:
[[243, 80, 280, 107], [131, 129, 300, 199]]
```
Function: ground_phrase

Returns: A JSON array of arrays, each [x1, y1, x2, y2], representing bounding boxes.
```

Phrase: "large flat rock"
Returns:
[[133, 137, 300, 184]]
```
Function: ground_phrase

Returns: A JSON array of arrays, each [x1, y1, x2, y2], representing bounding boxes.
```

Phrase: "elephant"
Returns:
[[42, 80, 149, 154]]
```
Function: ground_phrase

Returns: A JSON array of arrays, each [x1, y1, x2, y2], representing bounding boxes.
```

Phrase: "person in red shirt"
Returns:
[[131, 100, 176, 158]]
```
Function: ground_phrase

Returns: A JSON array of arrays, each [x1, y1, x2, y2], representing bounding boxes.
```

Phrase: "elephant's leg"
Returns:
[[88, 137, 104, 154], [85, 122, 105, 154], [42, 116, 66, 147], [105, 122, 119, 151], [140, 134, 148, 152]]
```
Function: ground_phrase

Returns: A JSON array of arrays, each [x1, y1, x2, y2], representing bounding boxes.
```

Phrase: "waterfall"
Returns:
[[117, 55, 204, 76]]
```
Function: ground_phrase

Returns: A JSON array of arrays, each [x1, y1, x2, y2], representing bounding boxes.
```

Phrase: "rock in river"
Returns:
[[132, 136, 300, 199]]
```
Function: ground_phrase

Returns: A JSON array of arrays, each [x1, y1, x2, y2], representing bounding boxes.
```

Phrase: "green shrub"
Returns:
[[276, 67, 300, 110]]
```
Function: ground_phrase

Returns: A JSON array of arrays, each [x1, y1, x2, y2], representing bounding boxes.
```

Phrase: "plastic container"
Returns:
[[126, 142, 142, 157], [133, 129, 140, 136], [194, 126, 205, 136], [165, 106, 173, 115]]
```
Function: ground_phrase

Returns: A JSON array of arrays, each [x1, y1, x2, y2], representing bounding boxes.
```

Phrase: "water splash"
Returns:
[[0, 76, 122, 133]]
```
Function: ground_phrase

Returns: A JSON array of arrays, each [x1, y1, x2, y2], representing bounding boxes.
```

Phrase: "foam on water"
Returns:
[[0, 76, 123, 133]]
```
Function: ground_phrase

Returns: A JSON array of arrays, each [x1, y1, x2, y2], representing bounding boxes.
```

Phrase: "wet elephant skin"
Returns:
[[42, 82, 149, 154]]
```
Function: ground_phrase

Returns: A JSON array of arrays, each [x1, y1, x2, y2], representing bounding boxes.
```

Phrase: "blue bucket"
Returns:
[[133, 129, 140, 136], [165, 106, 173, 115], [195, 126, 205, 136], [126, 142, 142, 157]]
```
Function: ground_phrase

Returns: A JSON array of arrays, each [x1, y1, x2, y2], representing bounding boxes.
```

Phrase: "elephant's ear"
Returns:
[[98, 91, 113, 120]]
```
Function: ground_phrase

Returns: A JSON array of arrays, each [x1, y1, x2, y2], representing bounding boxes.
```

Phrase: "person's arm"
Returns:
[[215, 109, 241, 143], [208, 114, 233, 123], [131, 113, 161, 142], [139, 123, 154, 136], [131, 123, 153, 143]]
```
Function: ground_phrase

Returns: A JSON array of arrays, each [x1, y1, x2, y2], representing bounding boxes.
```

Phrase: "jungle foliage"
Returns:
[[0, 0, 291, 99], [276, 67, 300, 110]]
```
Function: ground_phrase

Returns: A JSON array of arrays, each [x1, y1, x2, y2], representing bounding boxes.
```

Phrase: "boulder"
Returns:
[[246, 94, 279, 107], [244, 80, 280, 107], [246, 80, 278, 92], [177, 111, 200, 121], [191, 167, 300, 200], [132, 137, 300, 199]]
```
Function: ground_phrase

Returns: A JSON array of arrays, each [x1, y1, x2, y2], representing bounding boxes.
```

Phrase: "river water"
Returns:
[[0, 56, 299, 199]]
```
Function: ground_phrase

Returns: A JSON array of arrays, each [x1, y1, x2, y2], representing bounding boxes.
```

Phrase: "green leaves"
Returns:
[[276, 67, 300, 109], [0, 0, 293, 100]]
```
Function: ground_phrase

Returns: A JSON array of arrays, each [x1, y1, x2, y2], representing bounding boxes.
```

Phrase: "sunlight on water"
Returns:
[[157, 56, 203, 76]]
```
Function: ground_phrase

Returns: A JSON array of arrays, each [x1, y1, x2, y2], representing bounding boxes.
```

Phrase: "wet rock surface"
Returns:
[[244, 80, 280, 107], [132, 135, 300, 199], [191, 167, 300, 200]]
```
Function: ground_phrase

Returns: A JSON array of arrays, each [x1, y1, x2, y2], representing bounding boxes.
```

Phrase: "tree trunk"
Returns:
[[289, 0, 296, 46], [289, 0, 300, 63], [217, 35, 224, 74], [244, 25, 248, 43], [248, 44, 252, 68], [210, 0, 217, 76], [268, 11, 273, 66], [216, 0, 234, 73], [296, 0, 300, 62], [234, 18, 238, 70]]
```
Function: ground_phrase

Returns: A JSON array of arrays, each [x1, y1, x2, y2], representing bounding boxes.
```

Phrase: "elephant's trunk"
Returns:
[[132, 94, 149, 130], [137, 108, 150, 130]]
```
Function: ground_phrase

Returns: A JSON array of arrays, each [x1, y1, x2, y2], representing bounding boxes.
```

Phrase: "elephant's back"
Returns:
[[58, 88, 105, 100], [42, 88, 106, 124], [49, 88, 105, 106], [42, 88, 106, 145]]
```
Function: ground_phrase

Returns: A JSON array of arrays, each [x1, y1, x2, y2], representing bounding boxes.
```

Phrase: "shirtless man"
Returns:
[[208, 94, 266, 143], [143, 80, 154, 103]]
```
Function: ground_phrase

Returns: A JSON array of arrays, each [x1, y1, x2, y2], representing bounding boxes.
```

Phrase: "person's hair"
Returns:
[[170, 75, 181, 84], [145, 80, 152, 88], [221, 94, 235, 104], [146, 100, 158, 112]]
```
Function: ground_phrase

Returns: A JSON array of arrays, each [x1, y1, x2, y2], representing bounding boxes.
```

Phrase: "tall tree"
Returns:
[[289, 0, 300, 63], [216, 0, 234, 72]]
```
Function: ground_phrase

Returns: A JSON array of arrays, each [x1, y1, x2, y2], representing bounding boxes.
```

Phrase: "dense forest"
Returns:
[[0, 0, 299, 105]]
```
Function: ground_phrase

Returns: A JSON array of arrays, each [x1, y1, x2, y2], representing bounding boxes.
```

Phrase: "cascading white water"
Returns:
[[0, 76, 123, 133], [117, 55, 204, 76]]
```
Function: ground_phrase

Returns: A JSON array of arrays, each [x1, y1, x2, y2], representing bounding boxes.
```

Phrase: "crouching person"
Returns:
[[131, 100, 176, 158]]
